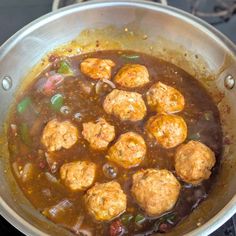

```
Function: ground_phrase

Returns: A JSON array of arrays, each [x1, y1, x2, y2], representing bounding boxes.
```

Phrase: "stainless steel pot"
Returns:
[[0, 1, 236, 235]]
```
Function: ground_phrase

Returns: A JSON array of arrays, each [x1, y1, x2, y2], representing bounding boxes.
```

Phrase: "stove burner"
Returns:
[[52, 0, 236, 26], [52, 0, 88, 11], [191, 0, 236, 25], [52, 0, 168, 11]]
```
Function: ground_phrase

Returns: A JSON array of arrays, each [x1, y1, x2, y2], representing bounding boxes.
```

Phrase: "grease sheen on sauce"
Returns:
[[8, 50, 223, 235]]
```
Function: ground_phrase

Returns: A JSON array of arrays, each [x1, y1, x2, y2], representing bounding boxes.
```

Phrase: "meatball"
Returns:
[[60, 161, 96, 191], [85, 181, 127, 221], [80, 58, 115, 80], [146, 114, 187, 148], [131, 169, 181, 216], [41, 119, 79, 152], [146, 82, 185, 113], [82, 118, 115, 150], [114, 64, 149, 88], [175, 141, 216, 185], [106, 132, 146, 169], [103, 89, 146, 121]]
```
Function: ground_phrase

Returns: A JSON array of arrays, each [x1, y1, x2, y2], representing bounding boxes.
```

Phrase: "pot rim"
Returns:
[[0, 1, 236, 236]]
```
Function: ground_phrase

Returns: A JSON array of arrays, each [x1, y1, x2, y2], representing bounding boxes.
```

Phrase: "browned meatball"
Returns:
[[175, 141, 216, 185], [41, 119, 79, 152], [60, 161, 96, 191], [82, 118, 115, 150], [80, 58, 115, 80], [103, 89, 146, 121], [146, 82, 185, 113], [146, 114, 187, 149], [106, 132, 146, 169], [85, 181, 127, 221], [131, 169, 181, 216], [114, 64, 149, 88]]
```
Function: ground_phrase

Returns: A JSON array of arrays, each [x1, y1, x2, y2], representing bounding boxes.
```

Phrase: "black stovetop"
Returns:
[[0, 0, 235, 235]]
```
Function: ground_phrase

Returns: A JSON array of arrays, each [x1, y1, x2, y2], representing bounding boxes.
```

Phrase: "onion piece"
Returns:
[[35, 77, 47, 93], [43, 73, 64, 95], [12, 162, 34, 182], [12, 162, 21, 178], [63, 220, 92, 236], [43, 199, 73, 219], [95, 79, 116, 94], [45, 152, 59, 173], [21, 163, 34, 182], [95, 80, 103, 94], [183, 183, 193, 189], [49, 199, 72, 217], [76, 229, 93, 236], [71, 215, 84, 234], [10, 124, 17, 136], [102, 79, 116, 89], [45, 172, 58, 183]]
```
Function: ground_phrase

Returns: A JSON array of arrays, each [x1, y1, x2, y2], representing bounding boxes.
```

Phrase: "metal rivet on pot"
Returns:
[[224, 74, 235, 90], [1, 75, 12, 91]]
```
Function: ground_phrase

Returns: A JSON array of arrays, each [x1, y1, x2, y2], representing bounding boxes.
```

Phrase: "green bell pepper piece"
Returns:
[[121, 213, 133, 225], [17, 97, 32, 113], [121, 54, 140, 60], [57, 61, 73, 75], [50, 93, 64, 112], [135, 214, 145, 225]]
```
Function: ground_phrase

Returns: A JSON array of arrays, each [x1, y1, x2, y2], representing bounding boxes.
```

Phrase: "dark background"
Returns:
[[0, 0, 236, 45], [0, 0, 235, 235]]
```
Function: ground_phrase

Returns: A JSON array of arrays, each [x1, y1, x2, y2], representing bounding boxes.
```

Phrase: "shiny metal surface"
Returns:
[[1, 76, 13, 91], [0, 1, 236, 236], [51, 0, 168, 11]]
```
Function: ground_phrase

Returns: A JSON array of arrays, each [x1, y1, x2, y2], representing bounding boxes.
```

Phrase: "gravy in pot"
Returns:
[[8, 50, 223, 235]]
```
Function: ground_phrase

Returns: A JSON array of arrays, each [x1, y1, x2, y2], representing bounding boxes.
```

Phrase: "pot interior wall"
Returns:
[[0, 2, 236, 235]]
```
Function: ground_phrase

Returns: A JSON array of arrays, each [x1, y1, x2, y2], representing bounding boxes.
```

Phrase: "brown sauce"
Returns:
[[7, 50, 223, 235]]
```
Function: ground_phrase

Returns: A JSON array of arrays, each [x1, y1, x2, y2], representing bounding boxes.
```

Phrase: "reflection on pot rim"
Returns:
[[0, 1, 235, 236]]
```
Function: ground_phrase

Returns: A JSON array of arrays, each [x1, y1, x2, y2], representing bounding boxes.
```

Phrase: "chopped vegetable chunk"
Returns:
[[8, 50, 222, 235], [17, 97, 32, 114], [57, 60, 73, 75], [50, 93, 64, 111]]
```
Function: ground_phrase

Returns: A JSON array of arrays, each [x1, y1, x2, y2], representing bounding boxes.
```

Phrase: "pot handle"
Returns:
[[52, 0, 168, 12]]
